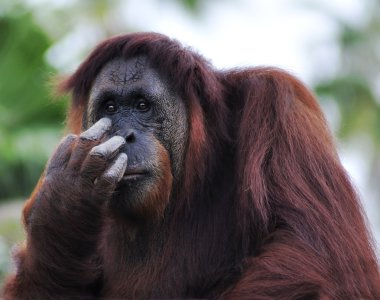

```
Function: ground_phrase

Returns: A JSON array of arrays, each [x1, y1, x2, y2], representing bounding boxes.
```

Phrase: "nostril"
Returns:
[[126, 131, 136, 143]]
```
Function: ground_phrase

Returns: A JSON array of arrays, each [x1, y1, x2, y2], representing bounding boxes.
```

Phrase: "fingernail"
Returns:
[[104, 153, 128, 180], [80, 118, 112, 141]]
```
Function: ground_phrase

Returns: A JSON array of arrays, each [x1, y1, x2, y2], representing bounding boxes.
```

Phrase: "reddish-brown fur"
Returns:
[[3, 32, 380, 299]]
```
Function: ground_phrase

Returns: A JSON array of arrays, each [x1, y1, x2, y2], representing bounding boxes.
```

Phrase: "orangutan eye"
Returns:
[[136, 99, 151, 112], [104, 100, 118, 114]]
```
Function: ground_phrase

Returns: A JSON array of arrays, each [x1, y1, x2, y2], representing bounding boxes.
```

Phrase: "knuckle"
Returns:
[[79, 134, 97, 142], [79, 128, 100, 141], [89, 145, 105, 158], [57, 134, 77, 150], [62, 133, 77, 143]]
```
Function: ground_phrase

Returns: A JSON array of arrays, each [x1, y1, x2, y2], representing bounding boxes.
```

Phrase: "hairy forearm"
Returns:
[[3, 194, 103, 299]]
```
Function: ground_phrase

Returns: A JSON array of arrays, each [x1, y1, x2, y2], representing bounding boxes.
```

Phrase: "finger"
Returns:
[[79, 117, 112, 141], [95, 153, 128, 192], [81, 136, 126, 181], [89, 136, 126, 159], [46, 134, 77, 174], [67, 118, 112, 170]]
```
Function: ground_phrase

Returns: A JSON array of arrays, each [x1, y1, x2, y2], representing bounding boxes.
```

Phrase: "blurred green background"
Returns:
[[0, 0, 379, 286]]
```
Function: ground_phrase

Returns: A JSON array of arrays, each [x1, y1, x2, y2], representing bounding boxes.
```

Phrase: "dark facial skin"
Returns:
[[86, 57, 188, 219]]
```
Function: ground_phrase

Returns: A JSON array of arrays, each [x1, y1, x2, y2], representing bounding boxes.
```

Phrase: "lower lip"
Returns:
[[122, 174, 145, 181]]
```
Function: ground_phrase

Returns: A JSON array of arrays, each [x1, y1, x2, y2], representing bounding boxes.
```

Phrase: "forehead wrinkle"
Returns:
[[108, 56, 146, 86], [86, 56, 176, 126], [87, 58, 141, 117], [100, 57, 149, 98]]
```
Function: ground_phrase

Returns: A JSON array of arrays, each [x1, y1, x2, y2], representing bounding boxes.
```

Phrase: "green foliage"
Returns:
[[0, 8, 66, 200], [0, 201, 24, 284], [315, 3, 380, 154], [340, 25, 364, 47], [0, 126, 62, 199], [0, 12, 64, 129], [182, 0, 199, 11], [316, 76, 380, 146]]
